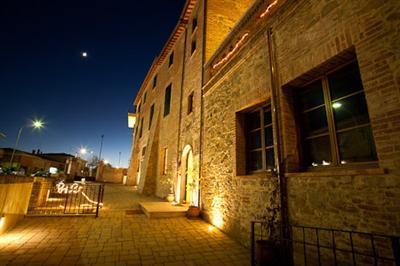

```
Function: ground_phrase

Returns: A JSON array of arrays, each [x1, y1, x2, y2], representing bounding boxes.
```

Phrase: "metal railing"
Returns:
[[251, 221, 400, 266], [27, 180, 104, 217]]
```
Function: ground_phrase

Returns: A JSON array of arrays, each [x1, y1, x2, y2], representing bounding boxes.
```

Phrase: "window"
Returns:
[[191, 39, 196, 55], [187, 92, 194, 114], [161, 147, 168, 175], [169, 52, 174, 67], [139, 118, 144, 138], [164, 84, 172, 117], [153, 75, 157, 89], [137, 102, 141, 113], [297, 61, 377, 168], [148, 104, 154, 129], [143, 92, 147, 104], [245, 106, 274, 172], [192, 17, 197, 32]]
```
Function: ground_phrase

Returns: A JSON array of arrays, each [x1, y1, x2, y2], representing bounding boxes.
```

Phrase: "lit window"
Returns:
[[245, 106, 274, 172], [161, 147, 168, 174], [297, 61, 377, 167]]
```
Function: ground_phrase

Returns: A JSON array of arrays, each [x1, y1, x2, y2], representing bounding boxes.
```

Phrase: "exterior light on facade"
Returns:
[[332, 102, 342, 109], [103, 160, 109, 165], [212, 33, 250, 69], [128, 113, 136, 128], [208, 225, 214, 232], [0, 214, 5, 228], [259, 0, 278, 18]]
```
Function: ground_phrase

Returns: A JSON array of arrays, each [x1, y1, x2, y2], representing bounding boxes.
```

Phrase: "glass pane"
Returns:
[[247, 111, 261, 131], [266, 148, 275, 169], [248, 151, 262, 171], [265, 126, 273, 147], [332, 94, 370, 130], [329, 62, 363, 100], [304, 135, 332, 167], [264, 108, 272, 125], [247, 130, 262, 150], [301, 107, 329, 136], [337, 126, 377, 163], [298, 81, 324, 110]]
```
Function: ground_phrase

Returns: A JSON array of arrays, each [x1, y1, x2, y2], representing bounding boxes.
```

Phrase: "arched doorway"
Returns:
[[177, 145, 199, 205]]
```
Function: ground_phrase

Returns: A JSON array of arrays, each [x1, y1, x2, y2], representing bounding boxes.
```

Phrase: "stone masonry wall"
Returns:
[[202, 31, 274, 246], [201, 0, 400, 248]]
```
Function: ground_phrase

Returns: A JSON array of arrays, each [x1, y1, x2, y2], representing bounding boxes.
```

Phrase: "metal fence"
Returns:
[[251, 221, 400, 266], [27, 180, 104, 217]]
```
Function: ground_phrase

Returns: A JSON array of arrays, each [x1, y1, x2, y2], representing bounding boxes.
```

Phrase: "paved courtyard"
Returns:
[[0, 184, 250, 265]]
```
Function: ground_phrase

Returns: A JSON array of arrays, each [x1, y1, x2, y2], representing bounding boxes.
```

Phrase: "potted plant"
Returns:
[[186, 161, 201, 218], [255, 174, 281, 265], [161, 172, 175, 202]]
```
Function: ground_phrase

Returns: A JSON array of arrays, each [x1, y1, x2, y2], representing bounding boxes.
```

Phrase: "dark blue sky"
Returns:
[[0, 0, 186, 167]]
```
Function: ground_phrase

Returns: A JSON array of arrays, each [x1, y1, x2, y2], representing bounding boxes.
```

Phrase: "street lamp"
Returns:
[[79, 147, 87, 155], [9, 119, 45, 167]]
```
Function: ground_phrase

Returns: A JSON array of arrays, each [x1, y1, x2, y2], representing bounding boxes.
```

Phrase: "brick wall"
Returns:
[[201, 0, 400, 248]]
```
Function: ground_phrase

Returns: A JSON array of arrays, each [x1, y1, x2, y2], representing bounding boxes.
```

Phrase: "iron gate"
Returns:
[[251, 221, 400, 266], [27, 179, 104, 217]]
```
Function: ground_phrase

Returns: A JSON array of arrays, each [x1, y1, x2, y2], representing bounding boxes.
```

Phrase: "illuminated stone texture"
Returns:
[[205, 0, 254, 61]]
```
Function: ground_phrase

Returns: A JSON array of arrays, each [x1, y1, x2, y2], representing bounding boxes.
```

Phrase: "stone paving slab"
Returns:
[[0, 184, 250, 265], [139, 202, 188, 219]]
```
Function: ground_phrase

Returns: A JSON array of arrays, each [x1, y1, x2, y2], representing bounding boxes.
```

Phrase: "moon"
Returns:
[[81, 51, 88, 58]]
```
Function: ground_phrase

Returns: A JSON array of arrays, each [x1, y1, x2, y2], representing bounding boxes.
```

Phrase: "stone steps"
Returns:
[[139, 202, 188, 218]]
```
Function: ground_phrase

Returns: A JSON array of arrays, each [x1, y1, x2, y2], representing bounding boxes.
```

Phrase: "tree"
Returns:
[[87, 155, 100, 168]]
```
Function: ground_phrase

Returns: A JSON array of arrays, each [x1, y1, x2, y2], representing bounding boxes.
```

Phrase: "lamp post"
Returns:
[[9, 119, 44, 167]]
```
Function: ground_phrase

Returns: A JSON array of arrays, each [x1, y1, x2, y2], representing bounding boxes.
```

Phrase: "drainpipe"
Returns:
[[266, 27, 290, 239], [199, 0, 208, 210], [176, 26, 188, 198]]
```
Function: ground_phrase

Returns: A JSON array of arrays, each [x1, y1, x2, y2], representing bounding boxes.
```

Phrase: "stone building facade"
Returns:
[[129, 0, 400, 250]]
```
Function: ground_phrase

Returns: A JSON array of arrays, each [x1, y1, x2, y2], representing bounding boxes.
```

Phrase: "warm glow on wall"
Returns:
[[211, 196, 224, 228], [0, 215, 5, 228], [212, 33, 249, 69]]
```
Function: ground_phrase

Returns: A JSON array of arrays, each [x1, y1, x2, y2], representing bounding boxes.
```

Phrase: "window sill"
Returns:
[[285, 167, 385, 178], [237, 171, 275, 179]]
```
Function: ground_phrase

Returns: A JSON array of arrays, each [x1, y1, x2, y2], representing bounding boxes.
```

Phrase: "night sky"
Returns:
[[0, 0, 186, 167]]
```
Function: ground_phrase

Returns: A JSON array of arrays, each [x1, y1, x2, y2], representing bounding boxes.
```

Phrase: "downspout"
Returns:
[[199, 0, 207, 210], [266, 27, 289, 237], [176, 26, 188, 195]]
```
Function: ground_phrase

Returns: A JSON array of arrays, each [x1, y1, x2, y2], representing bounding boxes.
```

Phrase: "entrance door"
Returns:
[[180, 145, 198, 205], [137, 146, 146, 185]]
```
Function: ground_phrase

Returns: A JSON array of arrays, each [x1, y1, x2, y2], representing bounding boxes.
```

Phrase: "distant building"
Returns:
[[0, 148, 86, 179]]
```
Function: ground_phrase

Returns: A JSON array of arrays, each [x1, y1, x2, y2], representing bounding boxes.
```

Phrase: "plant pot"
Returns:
[[255, 240, 278, 265], [187, 206, 200, 218], [166, 193, 175, 203]]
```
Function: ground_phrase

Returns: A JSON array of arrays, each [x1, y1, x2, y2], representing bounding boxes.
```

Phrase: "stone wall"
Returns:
[[0, 176, 33, 235], [201, 0, 400, 248], [202, 30, 273, 246]]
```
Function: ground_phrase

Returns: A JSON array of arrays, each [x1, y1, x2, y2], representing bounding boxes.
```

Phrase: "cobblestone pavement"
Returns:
[[0, 184, 250, 265]]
